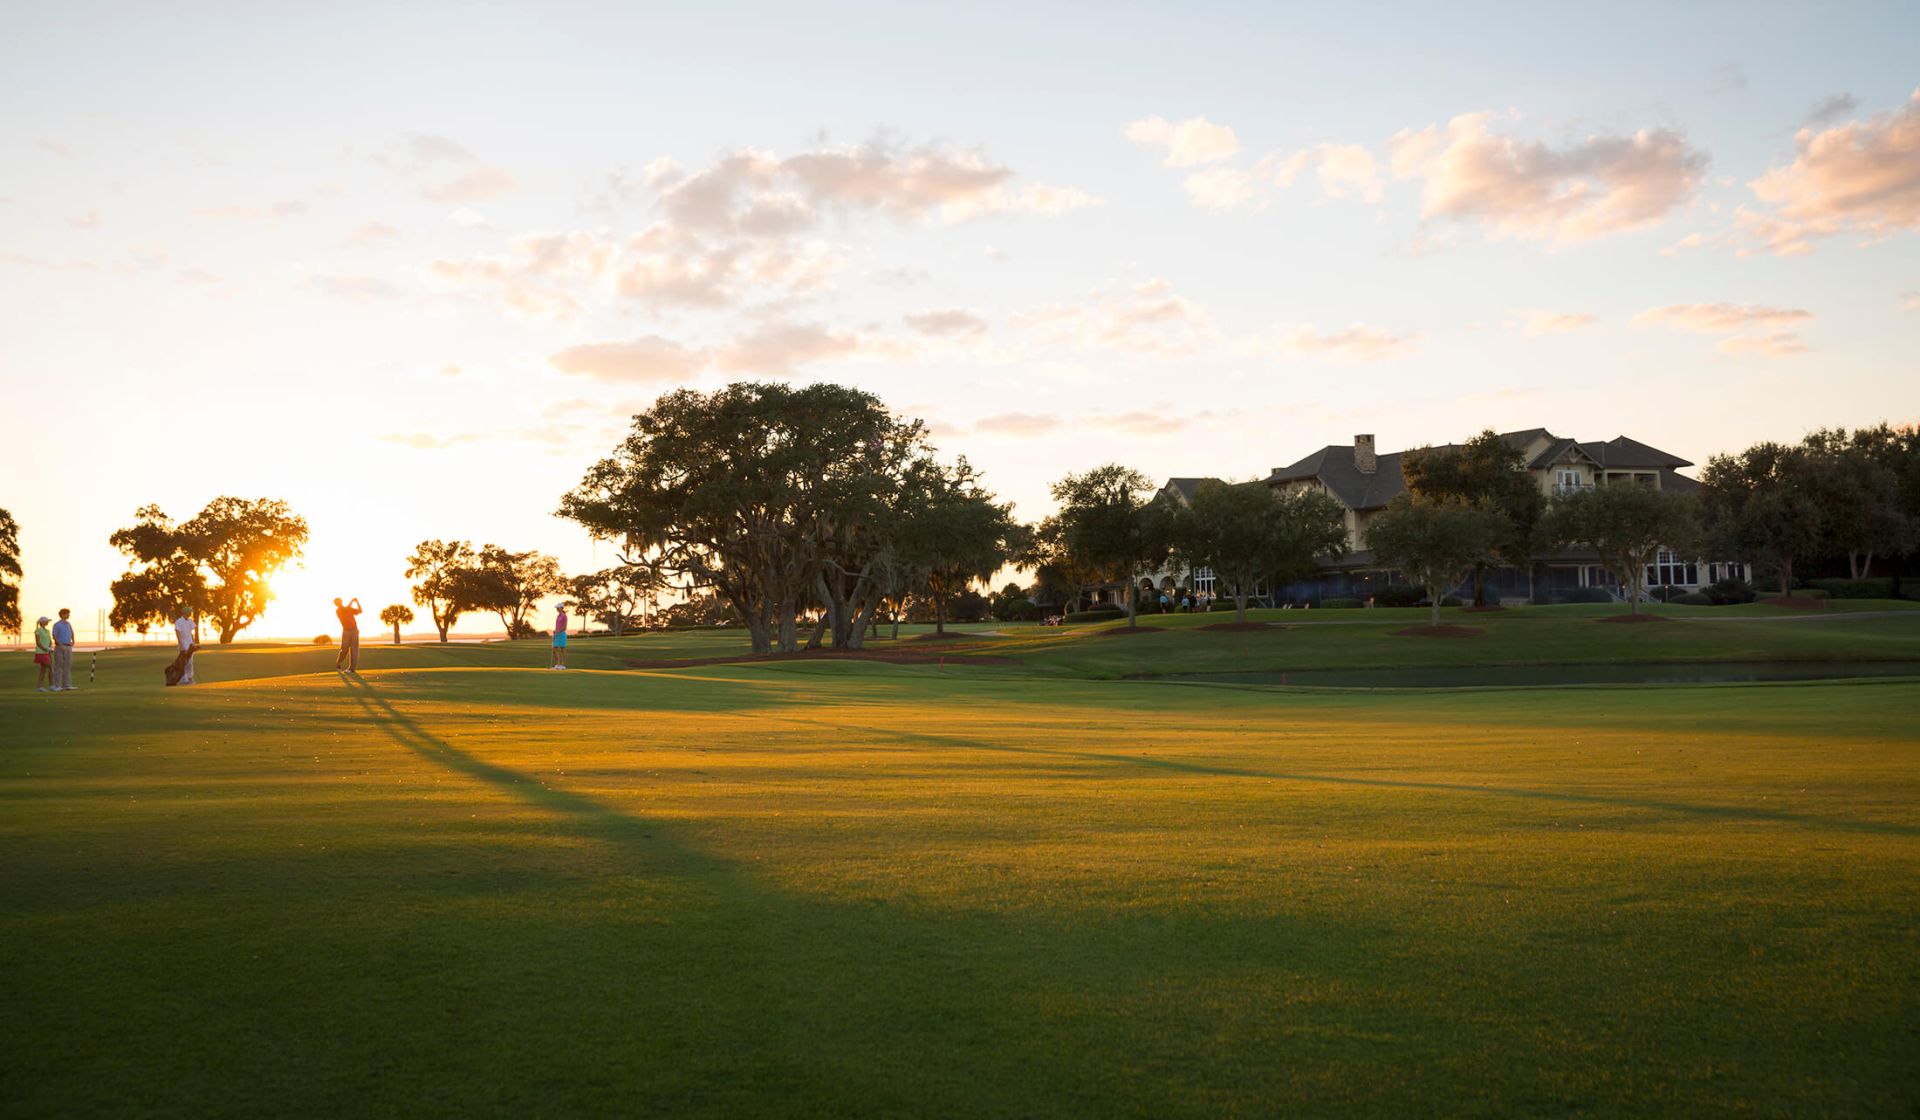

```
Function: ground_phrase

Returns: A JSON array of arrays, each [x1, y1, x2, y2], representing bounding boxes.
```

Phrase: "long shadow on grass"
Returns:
[[769, 715, 1920, 838], [338, 674, 739, 876], [318, 674, 1416, 1113]]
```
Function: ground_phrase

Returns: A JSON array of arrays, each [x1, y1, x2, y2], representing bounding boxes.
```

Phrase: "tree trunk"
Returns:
[[1778, 555, 1793, 596], [744, 614, 772, 656], [1125, 578, 1138, 629], [805, 613, 828, 650], [935, 591, 947, 635], [1473, 564, 1487, 607], [391, 622, 401, 645], [1234, 584, 1249, 625], [437, 622, 449, 643], [1429, 583, 1442, 628], [777, 597, 798, 654]]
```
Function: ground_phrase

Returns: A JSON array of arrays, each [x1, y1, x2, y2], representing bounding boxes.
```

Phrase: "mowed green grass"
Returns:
[[3, 631, 1918, 1116]]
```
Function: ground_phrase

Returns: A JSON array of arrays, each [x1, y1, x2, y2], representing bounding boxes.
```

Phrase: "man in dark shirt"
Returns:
[[334, 597, 362, 674]]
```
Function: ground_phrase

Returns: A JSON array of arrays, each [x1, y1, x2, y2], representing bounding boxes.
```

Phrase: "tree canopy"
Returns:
[[570, 565, 664, 636], [108, 497, 308, 643], [1364, 497, 1509, 626], [379, 603, 414, 644], [1542, 485, 1699, 613], [1048, 464, 1170, 628], [405, 539, 512, 642], [559, 381, 1004, 654], [0, 508, 19, 637], [477, 546, 570, 638], [1700, 443, 1825, 596], [1173, 482, 1348, 623], [1402, 430, 1543, 604]]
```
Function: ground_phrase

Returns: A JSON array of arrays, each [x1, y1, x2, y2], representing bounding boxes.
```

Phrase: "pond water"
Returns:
[[1162, 661, 1920, 689]]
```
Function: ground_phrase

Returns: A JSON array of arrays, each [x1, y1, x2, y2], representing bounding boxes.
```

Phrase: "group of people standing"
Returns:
[[28, 597, 577, 690], [31, 609, 78, 692]]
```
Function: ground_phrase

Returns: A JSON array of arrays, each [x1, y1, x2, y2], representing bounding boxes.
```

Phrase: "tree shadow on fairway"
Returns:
[[770, 716, 1920, 839], [8, 676, 1916, 1116], [317, 674, 1429, 1114]]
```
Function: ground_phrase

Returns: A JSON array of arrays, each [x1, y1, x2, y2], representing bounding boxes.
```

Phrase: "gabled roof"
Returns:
[[1266, 428, 1697, 511], [1578, 436, 1693, 469], [1527, 437, 1601, 469], [1268, 447, 1407, 510], [1160, 476, 1220, 503]]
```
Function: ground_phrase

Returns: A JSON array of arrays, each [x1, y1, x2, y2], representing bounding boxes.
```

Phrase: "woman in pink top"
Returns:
[[550, 603, 568, 670]]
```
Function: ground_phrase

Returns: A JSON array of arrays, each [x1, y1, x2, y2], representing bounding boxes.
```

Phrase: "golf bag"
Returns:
[[164, 644, 199, 687]]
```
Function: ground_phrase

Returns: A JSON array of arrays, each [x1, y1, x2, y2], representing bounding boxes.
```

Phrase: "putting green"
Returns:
[[2, 630, 1917, 1115]]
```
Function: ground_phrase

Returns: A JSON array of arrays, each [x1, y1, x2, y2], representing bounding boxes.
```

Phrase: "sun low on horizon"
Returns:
[[3, 1, 1918, 642]]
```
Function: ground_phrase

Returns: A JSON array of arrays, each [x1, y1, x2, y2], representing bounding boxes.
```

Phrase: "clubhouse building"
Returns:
[[1155, 428, 1745, 606]]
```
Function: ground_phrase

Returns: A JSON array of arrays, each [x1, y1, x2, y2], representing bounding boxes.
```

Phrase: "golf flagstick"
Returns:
[[90, 651, 97, 684]]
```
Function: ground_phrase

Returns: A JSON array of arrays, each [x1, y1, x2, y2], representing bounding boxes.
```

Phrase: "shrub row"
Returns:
[[1063, 608, 1127, 623], [1805, 577, 1896, 599], [1372, 583, 1424, 608]]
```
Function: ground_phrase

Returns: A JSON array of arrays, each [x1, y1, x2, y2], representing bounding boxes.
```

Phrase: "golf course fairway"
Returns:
[[3, 623, 1917, 1116]]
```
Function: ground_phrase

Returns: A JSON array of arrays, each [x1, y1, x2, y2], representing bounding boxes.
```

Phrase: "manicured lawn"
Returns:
[[3, 637, 1917, 1115]]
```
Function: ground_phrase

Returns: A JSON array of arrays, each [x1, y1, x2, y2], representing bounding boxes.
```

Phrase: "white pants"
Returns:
[[179, 650, 195, 685], [52, 645, 74, 689]]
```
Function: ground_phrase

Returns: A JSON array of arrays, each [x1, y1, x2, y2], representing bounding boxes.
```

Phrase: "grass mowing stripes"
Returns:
[[1, 632, 1916, 1115]]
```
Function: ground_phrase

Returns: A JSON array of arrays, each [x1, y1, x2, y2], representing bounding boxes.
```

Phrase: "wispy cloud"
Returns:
[[1511, 308, 1598, 335], [343, 221, 402, 248], [429, 133, 1093, 322], [903, 308, 988, 337], [1125, 114, 1241, 168], [1632, 303, 1812, 332], [1634, 302, 1812, 357], [1737, 86, 1920, 255], [1279, 323, 1420, 361], [1387, 112, 1706, 243], [380, 132, 519, 205], [549, 335, 706, 383], [1805, 92, 1858, 128], [1716, 332, 1808, 358]]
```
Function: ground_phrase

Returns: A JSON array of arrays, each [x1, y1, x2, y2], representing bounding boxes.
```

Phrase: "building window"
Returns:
[[1193, 567, 1216, 597], [1556, 468, 1584, 493], [1647, 549, 1699, 588]]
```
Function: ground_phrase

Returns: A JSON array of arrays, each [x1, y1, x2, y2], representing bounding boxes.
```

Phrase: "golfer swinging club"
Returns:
[[334, 597, 362, 674]]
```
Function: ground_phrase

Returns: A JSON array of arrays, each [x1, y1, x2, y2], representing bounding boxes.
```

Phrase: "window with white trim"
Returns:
[[1646, 549, 1698, 588]]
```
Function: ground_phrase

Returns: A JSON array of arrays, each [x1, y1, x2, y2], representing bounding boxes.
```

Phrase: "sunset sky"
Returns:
[[3, 1, 1917, 640]]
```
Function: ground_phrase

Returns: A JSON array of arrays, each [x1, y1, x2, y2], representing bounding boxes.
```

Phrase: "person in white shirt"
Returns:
[[173, 610, 197, 685]]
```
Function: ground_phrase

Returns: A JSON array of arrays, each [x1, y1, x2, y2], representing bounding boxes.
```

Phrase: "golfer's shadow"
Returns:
[[337, 674, 728, 875]]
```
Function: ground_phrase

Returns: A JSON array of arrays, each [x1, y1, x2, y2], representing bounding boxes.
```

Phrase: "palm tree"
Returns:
[[379, 603, 413, 645]]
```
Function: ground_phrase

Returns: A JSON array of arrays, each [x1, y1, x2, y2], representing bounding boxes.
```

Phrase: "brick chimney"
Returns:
[[1354, 434, 1376, 474]]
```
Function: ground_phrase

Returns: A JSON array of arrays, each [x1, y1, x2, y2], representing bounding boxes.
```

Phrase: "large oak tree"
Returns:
[[108, 497, 308, 642], [559, 382, 933, 655]]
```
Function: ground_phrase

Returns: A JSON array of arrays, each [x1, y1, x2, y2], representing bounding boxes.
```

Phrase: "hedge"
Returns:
[[1319, 597, 1364, 609], [1563, 587, 1613, 604], [1672, 592, 1713, 605], [1373, 583, 1424, 608], [1805, 578, 1895, 599], [1063, 608, 1127, 623]]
